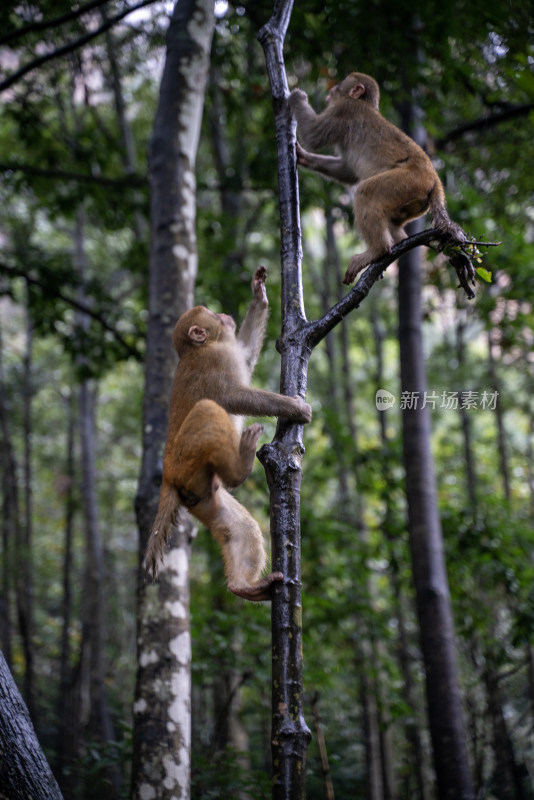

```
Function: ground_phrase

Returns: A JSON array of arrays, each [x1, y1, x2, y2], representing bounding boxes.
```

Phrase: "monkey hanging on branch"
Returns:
[[289, 71, 499, 298], [144, 267, 312, 601]]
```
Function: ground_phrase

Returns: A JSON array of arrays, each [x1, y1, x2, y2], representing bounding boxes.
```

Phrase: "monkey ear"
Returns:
[[188, 325, 208, 344], [348, 83, 366, 100]]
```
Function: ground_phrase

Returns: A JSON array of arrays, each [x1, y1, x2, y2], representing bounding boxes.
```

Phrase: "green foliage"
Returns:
[[192, 748, 271, 799]]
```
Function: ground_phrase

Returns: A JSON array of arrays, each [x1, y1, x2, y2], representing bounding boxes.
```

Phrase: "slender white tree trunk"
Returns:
[[131, 2, 215, 798]]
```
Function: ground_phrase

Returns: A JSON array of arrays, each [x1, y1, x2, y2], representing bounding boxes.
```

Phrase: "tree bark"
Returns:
[[20, 299, 35, 719], [55, 391, 78, 791], [1, 305, 35, 716], [257, 4, 312, 798], [372, 308, 428, 800], [74, 210, 122, 797], [456, 319, 477, 510], [131, 1, 214, 798], [398, 222, 474, 800], [311, 695, 335, 800], [0, 332, 14, 668], [487, 330, 510, 501], [483, 658, 526, 800], [0, 649, 63, 800], [102, 7, 147, 243], [317, 211, 389, 800]]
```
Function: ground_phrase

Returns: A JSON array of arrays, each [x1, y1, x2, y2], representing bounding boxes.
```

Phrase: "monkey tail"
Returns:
[[428, 181, 466, 244], [144, 482, 181, 578]]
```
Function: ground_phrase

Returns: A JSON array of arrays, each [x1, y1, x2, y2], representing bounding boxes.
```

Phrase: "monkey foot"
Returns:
[[228, 572, 284, 602], [343, 256, 371, 284], [242, 422, 264, 449]]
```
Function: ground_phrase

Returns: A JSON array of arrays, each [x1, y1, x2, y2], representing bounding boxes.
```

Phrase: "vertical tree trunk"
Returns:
[[360, 669, 386, 800], [1, 320, 36, 719], [311, 695, 335, 800], [483, 659, 526, 800], [258, 4, 312, 799], [456, 319, 477, 509], [487, 331, 510, 501], [3, 301, 35, 718], [78, 380, 121, 792], [0, 650, 63, 800], [398, 223, 474, 800], [21, 300, 35, 719], [102, 9, 147, 243], [74, 209, 121, 797], [131, 2, 214, 798], [0, 332, 14, 668], [318, 210, 388, 800], [373, 309, 428, 800], [55, 391, 78, 792]]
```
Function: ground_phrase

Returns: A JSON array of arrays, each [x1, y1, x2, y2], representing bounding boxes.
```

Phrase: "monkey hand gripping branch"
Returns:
[[144, 267, 312, 601], [289, 71, 500, 296]]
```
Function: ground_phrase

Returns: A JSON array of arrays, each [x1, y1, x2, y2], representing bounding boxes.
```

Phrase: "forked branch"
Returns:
[[304, 226, 500, 349]]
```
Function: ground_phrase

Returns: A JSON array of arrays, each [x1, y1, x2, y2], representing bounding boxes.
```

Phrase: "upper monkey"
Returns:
[[289, 72, 465, 284]]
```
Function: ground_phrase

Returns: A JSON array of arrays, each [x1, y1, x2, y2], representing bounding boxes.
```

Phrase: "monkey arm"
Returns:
[[238, 267, 269, 373], [288, 89, 330, 151], [223, 386, 312, 423], [297, 144, 357, 185]]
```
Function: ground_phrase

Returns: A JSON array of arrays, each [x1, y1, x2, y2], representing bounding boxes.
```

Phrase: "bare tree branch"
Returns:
[[0, 161, 146, 188], [0, 0, 159, 94], [0, 263, 142, 359], [0, 0, 111, 46], [303, 228, 446, 347], [438, 102, 534, 147], [303, 225, 499, 348]]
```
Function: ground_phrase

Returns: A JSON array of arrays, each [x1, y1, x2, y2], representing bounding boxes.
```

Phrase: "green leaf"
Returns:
[[476, 266, 493, 283]]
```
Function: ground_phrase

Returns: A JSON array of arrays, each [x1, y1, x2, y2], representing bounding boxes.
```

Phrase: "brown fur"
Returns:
[[144, 268, 312, 601], [289, 72, 465, 283]]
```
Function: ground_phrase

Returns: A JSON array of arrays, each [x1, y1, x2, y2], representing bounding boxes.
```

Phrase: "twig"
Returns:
[[0, 263, 142, 359], [0, 161, 145, 188], [0, 0, 159, 94], [0, 0, 111, 45], [438, 103, 534, 147], [304, 226, 500, 348]]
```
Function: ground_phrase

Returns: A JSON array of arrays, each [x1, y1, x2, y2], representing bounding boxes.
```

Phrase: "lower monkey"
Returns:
[[151, 399, 282, 601], [144, 268, 312, 599]]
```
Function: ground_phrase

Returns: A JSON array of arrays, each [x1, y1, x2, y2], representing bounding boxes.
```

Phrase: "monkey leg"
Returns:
[[199, 488, 283, 602], [345, 181, 396, 283], [234, 423, 264, 487], [388, 221, 409, 244], [344, 168, 431, 284]]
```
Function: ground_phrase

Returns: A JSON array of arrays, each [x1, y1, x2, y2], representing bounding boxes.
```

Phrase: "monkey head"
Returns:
[[327, 72, 380, 110], [172, 306, 236, 356]]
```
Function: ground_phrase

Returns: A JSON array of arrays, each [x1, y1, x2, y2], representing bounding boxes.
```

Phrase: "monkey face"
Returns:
[[325, 83, 341, 105], [172, 306, 237, 354], [215, 312, 236, 332]]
